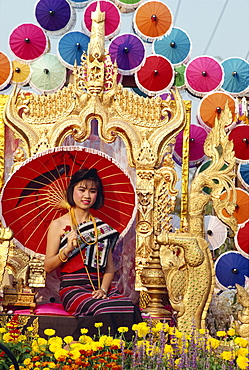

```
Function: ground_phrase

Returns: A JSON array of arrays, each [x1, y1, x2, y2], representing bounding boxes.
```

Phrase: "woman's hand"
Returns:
[[92, 289, 108, 299], [66, 230, 78, 252]]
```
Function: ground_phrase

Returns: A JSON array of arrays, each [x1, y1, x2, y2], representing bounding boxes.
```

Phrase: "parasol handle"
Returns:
[[69, 207, 78, 248]]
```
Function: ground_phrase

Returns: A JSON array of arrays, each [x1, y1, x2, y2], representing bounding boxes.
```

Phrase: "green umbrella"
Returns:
[[174, 64, 186, 89]]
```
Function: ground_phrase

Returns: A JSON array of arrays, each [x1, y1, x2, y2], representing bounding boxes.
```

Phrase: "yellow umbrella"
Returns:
[[11, 60, 31, 86]]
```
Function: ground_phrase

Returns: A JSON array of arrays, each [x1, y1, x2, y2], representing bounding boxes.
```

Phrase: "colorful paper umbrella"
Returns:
[[228, 124, 249, 163], [174, 64, 186, 89], [235, 220, 249, 259], [1, 146, 136, 257], [134, 54, 174, 96], [173, 124, 207, 168], [68, 0, 89, 9], [0, 52, 12, 90], [35, 0, 76, 36], [82, 0, 121, 40], [204, 215, 227, 251], [58, 31, 90, 69], [133, 0, 173, 42], [113, 0, 143, 13], [185, 56, 224, 97], [152, 27, 191, 66], [9, 23, 48, 62], [196, 159, 228, 195], [197, 91, 236, 132], [221, 57, 249, 96], [10, 60, 31, 86], [220, 188, 249, 225], [237, 163, 249, 190], [30, 54, 66, 93], [215, 251, 249, 289], [108, 33, 146, 75]]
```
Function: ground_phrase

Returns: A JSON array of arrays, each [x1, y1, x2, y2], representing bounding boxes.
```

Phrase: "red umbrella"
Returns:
[[235, 220, 249, 259], [82, 0, 121, 40], [228, 124, 249, 163], [220, 188, 249, 225], [9, 23, 48, 62], [134, 54, 174, 96], [0, 52, 12, 89], [173, 124, 207, 168], [185, 56, 224, 97], [1, 146, 137, 257]]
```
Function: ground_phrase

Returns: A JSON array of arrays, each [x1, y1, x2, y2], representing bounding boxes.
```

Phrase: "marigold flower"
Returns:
[[94, 322, 103, 328], [80, 328, 89, 334], [44, 329, 56, 336], [208, 337, 220, 349], [0, 328, 6, 333], [69, 349, 81, 360], [237, 348, 248, 357], [221, 351, 234, 361], [99, 335, 113, 346], [48, 336, 63, 346], [234, 337, 249, 348], [49, 342, 62, 353], [237, 356, 249, 370], [63, 336, 74, 344], [216, 330, 227, 337], [227, 328, 236, 336], [23, 358, 32, 365], [117, 327, 128, 333], [54, 348, 69, 361], [164, 344, 173, 354]]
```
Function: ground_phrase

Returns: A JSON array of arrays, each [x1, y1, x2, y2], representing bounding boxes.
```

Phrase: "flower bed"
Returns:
[[0, 315, 248, 370]]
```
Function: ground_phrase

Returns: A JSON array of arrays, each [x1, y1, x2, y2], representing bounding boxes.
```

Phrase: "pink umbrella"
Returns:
[[173, 124, 207, 167], [185, 56, 224, 97], [82, 0, 121, 40], [9, 23, 48, 62]]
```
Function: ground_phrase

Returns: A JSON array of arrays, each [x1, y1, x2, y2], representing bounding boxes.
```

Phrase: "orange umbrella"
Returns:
[[197, 91, 236, 131], [220, 188, 249, 225], [133, 0, 173, 42], [0, 52, 12, 89], [11, 60, 31, 86]]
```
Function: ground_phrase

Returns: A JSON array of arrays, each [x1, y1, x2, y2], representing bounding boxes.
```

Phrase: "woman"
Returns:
[[44, 168, 142, 339]]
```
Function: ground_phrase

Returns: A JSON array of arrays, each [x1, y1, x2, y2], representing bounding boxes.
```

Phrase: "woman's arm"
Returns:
[[92, 250, 114, 299]]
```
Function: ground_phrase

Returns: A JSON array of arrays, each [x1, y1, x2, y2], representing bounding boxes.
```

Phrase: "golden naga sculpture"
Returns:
[[234, 283, 249, 339], [157, 102, 237, 332]]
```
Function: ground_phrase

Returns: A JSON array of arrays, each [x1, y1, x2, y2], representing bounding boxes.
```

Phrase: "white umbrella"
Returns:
[[204, 215, 227, 251]]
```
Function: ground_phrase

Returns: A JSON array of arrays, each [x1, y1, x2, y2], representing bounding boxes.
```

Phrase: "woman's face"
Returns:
[[73, 179, 98, 211]]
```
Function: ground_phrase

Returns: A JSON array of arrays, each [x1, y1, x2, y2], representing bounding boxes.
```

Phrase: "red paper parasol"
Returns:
[[134, 54, 174, 96], [173, 124, 207, 168], [1, 146, 137, 257], [185, 56, 224, 97], [220, 188, 249, 225], [82, 0, 121, 40], [0, 52, 12, 90], [235, 220, 249, 259], [197, 91, 236, 132], [9, 23, 48, 62], [228, 124, 249, 163], [133, 0, 173, 42]]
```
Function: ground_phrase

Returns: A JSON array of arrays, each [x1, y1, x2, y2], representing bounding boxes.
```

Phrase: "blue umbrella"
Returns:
[[68, 0, 89, 9], [221, 57, 249, 96], [238, 162, 249, 190], [35, 0, 76, 36], [152, 27, 191, 66], [58, 31, 90, 69], [215, 251, 249, 290]]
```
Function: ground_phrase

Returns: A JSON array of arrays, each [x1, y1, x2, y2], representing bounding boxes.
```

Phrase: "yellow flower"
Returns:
[[18, 335, 27, 342], [79, 335, 93, 344], [111, 338, 123, 349], [37, 337, 48, 346], [48, 336, 63, 346], [23, 358, 32, 365], [69, 349, 81, 360], [49, 342, 62, 353], [94, 322, 103, 328], [237, 356, 249, 370], [221, 351, 234, 361], [216, 330, 227, 337], [199, 329, 206, 335], [27, 327, 34, 332], [54, 348, 69, 360], [164, 344, 173, 354], [99, 335, 113, 346], [3, 333, 12, 342], [0, 328, 6, 333], [234, 337, 249, 348], [132, 324, 139, 331], [227, 328, 236, 336], [117, 327, 128, 333], [208, 337, 220, 349], [63, 335, 74, 344], [80, 328, 89, 334], [47, 362, 56, 368], [237, 348, 248, 357], [44, 329, 56, 336]]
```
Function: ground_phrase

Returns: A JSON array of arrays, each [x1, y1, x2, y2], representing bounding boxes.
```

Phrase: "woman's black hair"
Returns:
[[66, 168, 104, 210]]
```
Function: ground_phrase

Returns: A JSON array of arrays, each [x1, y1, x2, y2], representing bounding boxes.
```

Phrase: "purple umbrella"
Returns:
[[108, 33, 146, 75], [35, 0, 76, 36]]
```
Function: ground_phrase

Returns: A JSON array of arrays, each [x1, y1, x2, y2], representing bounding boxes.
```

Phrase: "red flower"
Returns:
[[63, 225, 71, 232]]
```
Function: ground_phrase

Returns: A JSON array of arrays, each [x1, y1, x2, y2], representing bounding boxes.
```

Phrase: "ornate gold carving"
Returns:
[[0, 226, 14, 286], [0, 95, 8, 190], [234, 284, 249, 339], [28, 257, 46, 287]]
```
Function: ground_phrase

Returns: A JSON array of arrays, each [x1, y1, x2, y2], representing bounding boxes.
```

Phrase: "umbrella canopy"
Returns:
[[35, 0, 76, 36], [108, 33, 146, 75], [0, 52, 12, 90], [152, 27, 191, 66], [133, 0, 173, 42], [82, 0, 121, 40], [221, 57, 249, 97], [174, 64, 186, 89], [30, 53, 67, 93], [237, 163, 249, 190], [58, 31, 90, 69], [9, 23, 48, 62], [215, 251, 249, 290], [134, 54, 174, 96], [185, 56, 224, 97], [235, 220, 249, 259], [68, 0, 89, 9], [220, 188, 249, 225], [204, 215, 227, 251], [196, 159, 228, 195], [197, 91, 236, 132], [173, 124, 207, 168], [1, 146, 137, 257], [228, 124, 249, 163], [10, 60, 31, 86], [113, 0, 143, 13]]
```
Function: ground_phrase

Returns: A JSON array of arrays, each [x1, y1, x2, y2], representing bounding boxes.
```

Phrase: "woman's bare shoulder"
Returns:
[[49, 213, 71, 230]]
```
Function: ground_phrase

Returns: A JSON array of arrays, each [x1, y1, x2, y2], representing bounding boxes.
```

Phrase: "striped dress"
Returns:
[[59, 218, 142, 338]]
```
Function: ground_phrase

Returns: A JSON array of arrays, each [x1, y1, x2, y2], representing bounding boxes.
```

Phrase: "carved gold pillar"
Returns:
[[0, 95, 8, 190]]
